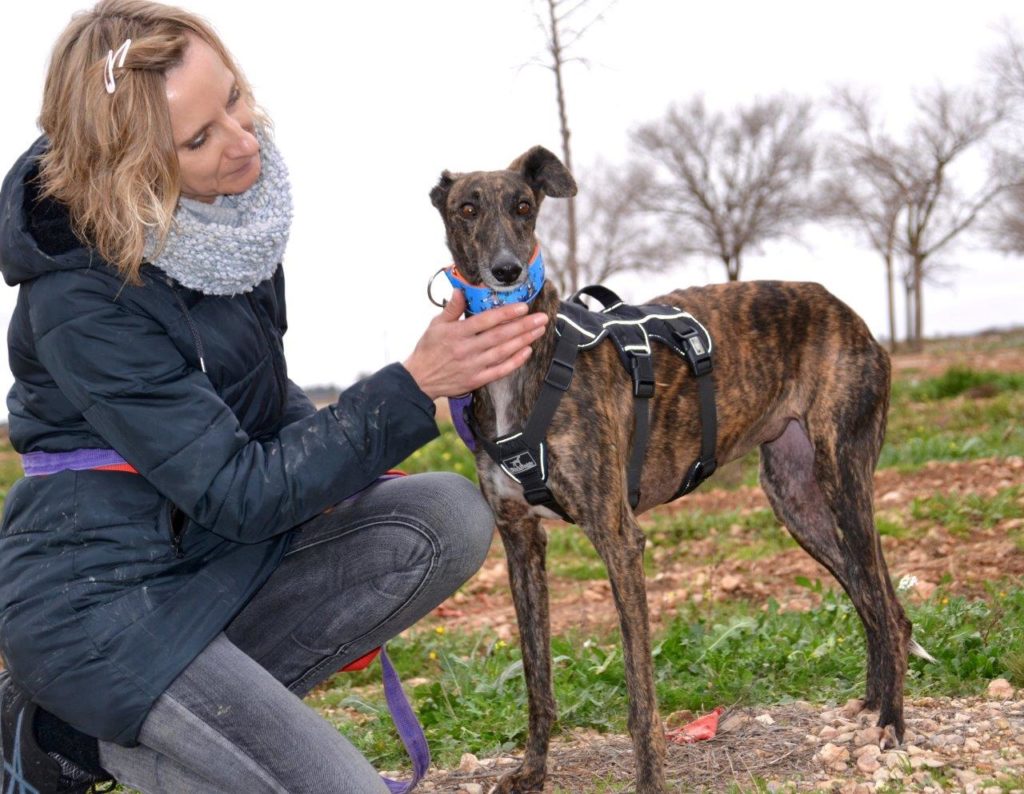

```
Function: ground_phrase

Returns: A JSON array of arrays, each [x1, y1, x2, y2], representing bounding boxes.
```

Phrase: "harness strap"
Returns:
[[478, 323, 582, 522], [670, 326, 718, 499]]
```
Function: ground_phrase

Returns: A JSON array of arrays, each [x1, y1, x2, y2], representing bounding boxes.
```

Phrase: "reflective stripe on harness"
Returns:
[[454, 285, 718, 522]]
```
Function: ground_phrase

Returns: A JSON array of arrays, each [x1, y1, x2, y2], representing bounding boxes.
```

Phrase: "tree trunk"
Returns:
[[547, 0, 578, 292], [911, 254, 925, 352], [885, 254, 897, 353]]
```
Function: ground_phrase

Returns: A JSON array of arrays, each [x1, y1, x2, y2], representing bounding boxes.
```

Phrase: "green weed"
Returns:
[[909, 486, 1024, 536], [892, 365, 1024, 402]]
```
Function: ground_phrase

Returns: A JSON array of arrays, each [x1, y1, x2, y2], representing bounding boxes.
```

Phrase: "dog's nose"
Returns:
[[492, 254, 523, 285]]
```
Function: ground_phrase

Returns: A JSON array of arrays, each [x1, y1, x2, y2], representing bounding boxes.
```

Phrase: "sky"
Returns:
[[1, 1, 1021, 396]]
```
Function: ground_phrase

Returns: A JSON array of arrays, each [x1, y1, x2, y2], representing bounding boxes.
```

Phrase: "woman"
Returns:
[[0, 1, 546, 792]]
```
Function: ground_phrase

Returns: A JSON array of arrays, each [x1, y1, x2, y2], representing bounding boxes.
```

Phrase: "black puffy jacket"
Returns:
[[0, 137, 439, 745]]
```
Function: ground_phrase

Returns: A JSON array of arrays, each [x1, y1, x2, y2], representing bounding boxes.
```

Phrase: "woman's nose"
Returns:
[[227, 121, 259, 158]]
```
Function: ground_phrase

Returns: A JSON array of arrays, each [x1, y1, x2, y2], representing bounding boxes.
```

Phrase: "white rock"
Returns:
[[987, 678, 1015, 700], [460, 785, 483, 794], [854, 726, 884, 746], [817, 743, 850, 766], [856, 753, 881, 774], [754, 713, 776, 726], [854, 744, 881, 760], [458, 753, 481, 773]]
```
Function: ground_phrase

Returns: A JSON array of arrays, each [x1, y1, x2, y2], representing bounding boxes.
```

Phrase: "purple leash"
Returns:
[[379, 647, 431, 792]]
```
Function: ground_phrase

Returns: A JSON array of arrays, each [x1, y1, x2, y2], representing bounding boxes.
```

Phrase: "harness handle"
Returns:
[[568, 284, 625, 311]]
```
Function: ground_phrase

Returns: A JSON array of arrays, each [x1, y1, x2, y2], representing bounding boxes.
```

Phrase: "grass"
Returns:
[[910, 485, 1024, 537], [311, 583, 1024, 770]]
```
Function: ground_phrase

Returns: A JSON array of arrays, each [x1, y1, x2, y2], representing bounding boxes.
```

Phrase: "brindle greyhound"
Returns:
[[430, 146, 921, 794]]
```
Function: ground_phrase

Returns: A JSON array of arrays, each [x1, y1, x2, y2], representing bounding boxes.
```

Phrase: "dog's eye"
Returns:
[[459, 203, 478, 219], [516, 201, 532, 217]]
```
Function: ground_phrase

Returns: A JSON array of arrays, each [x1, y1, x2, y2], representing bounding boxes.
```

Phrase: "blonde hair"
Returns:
[[37, 0, 266, 282]]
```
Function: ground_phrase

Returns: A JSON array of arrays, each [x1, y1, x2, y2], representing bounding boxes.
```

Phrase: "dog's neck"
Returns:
[[475, 280, 561, 440]]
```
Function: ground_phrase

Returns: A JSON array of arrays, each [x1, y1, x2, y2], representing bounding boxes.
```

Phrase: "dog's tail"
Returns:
[[909, 637, 937, 663]]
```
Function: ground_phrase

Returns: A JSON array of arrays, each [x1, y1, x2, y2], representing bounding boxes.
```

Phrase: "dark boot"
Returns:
[[0, 670, 115, 794]]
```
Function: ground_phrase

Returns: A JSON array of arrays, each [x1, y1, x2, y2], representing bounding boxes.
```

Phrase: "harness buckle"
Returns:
[[630, 354, 656, 398], [674, 327, 713, 378], [544, 357, 575, 391]]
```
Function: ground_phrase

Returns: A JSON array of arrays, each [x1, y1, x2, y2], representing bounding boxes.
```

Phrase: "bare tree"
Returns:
[[827, 86, 1012, 350], [533, 0, 613, 293], [538, 160, 676, 295], [632, 95, 818, 282], [824, 89, 913, 350], [985, 23, 1024, 253]]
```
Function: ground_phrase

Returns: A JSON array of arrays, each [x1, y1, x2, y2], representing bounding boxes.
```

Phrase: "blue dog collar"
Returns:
[[444, 245, 545, 314]]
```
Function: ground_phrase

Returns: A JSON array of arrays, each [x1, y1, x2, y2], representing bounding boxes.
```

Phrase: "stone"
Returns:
[[720, 574, 742, 592], [854, 744, 881, 760], [841, 698, 866, 717], [720, 713, 751, 733], [754, 713, 776, 726], [883, 750, 910, 769], [458, 753, 481, 773], [856, 753, 881, 774], [964, 738, 982, 752], [987, 678, 1015, 700], [854, 726, 884, 746], [817, 743, 850, 766], [835, 731, 856, 744], [931, 732, 965, 749], [819, 725, 839, 740], [459, 785, 483, 794]]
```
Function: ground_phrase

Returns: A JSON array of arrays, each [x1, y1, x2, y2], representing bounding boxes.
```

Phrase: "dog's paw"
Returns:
[[488, 767, 546, 793]]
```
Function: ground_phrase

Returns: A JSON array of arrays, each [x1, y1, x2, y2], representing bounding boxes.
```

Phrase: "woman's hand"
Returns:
[[403, 290, 548, 400]]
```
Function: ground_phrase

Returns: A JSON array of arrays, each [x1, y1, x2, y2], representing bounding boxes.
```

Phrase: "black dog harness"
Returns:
[[456, 285, 717, 523]]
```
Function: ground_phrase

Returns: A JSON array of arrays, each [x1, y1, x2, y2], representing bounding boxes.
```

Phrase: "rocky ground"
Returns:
[[415, 681, 1023, 792]]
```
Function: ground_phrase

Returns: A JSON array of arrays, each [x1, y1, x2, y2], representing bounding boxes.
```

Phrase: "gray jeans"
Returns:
[[97, 472, 494, 794]]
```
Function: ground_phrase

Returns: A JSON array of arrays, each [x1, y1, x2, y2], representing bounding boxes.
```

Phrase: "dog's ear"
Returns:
[[508, 146, 577, 199], [430, 171, 456, 212]]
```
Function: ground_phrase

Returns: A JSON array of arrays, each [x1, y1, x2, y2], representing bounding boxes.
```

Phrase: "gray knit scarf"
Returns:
[[147, 132, 292, 295]]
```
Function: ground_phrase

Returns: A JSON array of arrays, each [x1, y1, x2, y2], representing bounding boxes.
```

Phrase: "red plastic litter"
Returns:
[[664, 706, 724, 745]]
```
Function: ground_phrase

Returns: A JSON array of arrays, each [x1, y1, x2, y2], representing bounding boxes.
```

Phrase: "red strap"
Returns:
[[341, 647, 381, 672], [91, 463, 139, 473]]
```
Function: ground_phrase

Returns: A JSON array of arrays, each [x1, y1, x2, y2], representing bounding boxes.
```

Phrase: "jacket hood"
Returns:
[[0, 136, 98, 287]]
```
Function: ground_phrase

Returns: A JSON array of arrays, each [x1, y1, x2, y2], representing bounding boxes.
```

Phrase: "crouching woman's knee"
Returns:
[[405, 471, 494, 583]]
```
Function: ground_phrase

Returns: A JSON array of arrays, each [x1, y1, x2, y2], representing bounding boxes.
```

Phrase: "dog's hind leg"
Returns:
[[760, 415, 910, 743], [491, 514, 557, 794], [581, 503, 667, 794]]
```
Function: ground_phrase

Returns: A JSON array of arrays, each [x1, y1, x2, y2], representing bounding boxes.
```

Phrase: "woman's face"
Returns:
[[165, 36, 260, 203]]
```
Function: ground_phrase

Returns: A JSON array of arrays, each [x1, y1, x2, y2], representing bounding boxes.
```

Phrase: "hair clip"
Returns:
[[104, 39, 132, 94]]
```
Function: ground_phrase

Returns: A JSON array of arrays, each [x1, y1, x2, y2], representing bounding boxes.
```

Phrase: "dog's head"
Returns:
[[430, 146, 577, 289]]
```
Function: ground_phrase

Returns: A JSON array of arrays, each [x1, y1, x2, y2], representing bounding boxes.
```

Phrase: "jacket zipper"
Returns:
[[167, 282, 208, 373]]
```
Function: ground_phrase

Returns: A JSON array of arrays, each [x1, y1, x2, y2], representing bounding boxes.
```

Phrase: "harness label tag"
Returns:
[[689, 336, 707, 356], [503, 451, 539, 476]]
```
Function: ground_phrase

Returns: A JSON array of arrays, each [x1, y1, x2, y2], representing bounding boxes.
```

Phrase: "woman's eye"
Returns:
[[186, 135, 207, 151], [459, 204, 477, 219], [516, 201, 531, 216], [228, 85, 241, 106]]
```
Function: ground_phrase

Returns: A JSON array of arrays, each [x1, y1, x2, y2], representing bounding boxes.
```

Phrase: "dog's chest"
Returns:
[[478, 373, 561, 520]]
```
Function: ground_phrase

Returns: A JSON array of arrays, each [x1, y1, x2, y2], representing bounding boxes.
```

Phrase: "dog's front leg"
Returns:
[[583, 505, 667, 794], [491, 513, 555, 794]]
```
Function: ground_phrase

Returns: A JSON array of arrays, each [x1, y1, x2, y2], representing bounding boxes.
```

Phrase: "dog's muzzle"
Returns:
[[428, 244, 545, 315]]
